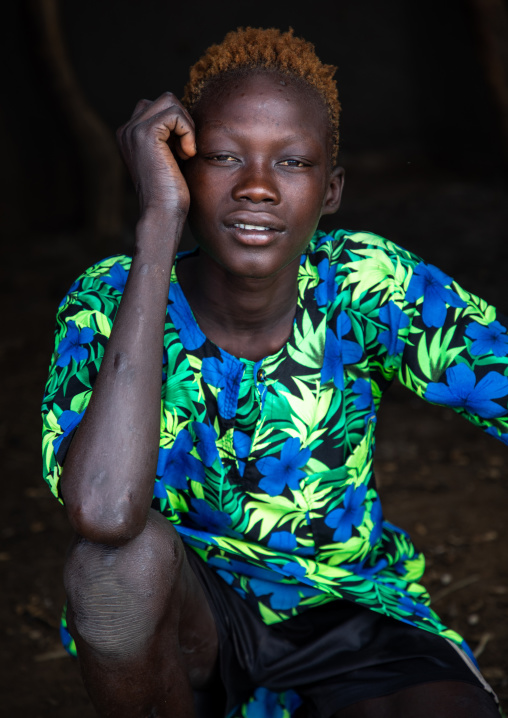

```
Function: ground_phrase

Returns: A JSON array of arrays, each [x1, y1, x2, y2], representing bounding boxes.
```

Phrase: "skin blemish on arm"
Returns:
[[91, 470, 107, 485], [113, 352, 128, 372]]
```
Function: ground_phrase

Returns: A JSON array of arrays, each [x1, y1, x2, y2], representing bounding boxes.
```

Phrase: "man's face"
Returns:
[[183, 71, 343, 280]]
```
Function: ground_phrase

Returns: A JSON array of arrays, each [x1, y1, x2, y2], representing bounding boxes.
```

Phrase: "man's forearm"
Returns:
[[61, 210, 185, 545]]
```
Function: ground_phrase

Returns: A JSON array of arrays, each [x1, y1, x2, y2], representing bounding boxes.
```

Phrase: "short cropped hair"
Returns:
[[182, 27, 341, 163]]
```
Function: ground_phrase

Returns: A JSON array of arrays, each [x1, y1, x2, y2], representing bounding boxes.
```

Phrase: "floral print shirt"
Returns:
[[42, 230, 508, 717]]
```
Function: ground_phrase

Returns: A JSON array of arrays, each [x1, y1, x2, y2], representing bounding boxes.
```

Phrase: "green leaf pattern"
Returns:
[[43, 230, 508, 715]]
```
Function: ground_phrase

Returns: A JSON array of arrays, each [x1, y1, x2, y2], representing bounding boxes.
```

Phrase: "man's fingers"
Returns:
[[116, 92, 196, 216], [119, 93, 196, 159], [127, 109, 196, 161], [132, 98, 152, 118], [172, 121, 196, 159], [127, 92, 194, 130]]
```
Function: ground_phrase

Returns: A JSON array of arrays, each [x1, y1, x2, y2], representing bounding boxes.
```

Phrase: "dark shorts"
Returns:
[[186, 548, 498, 718]]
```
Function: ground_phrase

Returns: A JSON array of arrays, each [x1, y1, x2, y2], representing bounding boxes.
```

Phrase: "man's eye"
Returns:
[[209, 154, 238, 162], [279, 159, 307, 167]]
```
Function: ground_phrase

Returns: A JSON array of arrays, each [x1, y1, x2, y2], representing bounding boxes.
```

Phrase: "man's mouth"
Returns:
[[225, 214, 284, 244], [233, 223, 273, 231]]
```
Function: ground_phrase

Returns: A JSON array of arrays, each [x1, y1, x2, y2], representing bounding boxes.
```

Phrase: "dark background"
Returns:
[[1, 1, 508, 715]]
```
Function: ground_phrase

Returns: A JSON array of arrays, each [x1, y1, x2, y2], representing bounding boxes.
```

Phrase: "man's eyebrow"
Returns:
[[202, 123, 315, 146]]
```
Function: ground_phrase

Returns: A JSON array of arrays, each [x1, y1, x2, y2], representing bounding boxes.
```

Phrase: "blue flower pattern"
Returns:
[[268, 531, 298, 552], [406, 263, 466, 328], [351, 378, 375, 421], [156, 430, 205, 489], [256, 438, 311, 496], [425, 364, 508, 419], [314, 258, 337, 306], [466, 320, 508, 357], [192, 421, 219, 467], [103, 262, 129, 293], [378, 301, 410, 355], [43, 230, 508, 718], [324, 484, 368, 542], [52, 409, 85, 454], [187, 498, 232, 533], [167, 283, 206, 350], [56, 320, 94, 367], [201, 353, 245, 419], [234, 430, 252, 477], [321, 312, 363, 389]]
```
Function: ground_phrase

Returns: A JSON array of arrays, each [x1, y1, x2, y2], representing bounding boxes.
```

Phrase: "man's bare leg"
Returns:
[[64, 509, 218, 718]]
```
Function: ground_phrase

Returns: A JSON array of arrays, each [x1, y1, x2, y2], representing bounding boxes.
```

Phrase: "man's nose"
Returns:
[[231, 163, 281, 204]]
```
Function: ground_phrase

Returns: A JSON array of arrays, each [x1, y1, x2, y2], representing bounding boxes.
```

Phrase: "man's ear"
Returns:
[[321, 166, 345, 216]]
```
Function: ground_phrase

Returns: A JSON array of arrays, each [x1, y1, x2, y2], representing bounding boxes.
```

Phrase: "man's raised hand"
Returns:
[[116, 92, 196, 217]]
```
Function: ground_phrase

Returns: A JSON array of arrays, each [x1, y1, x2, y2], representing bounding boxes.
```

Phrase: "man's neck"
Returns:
[[176, 253, 300, 361]]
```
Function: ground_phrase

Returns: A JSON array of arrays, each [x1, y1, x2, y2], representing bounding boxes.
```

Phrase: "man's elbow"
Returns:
[[62, 481, 147, 546]]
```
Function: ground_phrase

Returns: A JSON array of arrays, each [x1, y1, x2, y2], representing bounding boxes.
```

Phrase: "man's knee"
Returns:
[[64, 509, 185, 659]]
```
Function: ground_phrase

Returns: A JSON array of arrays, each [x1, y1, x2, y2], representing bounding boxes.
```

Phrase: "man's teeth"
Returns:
[[234, 223, 271, 231]]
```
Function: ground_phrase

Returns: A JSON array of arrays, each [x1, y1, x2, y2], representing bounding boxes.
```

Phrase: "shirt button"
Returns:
[[257, 368, 266, 382]]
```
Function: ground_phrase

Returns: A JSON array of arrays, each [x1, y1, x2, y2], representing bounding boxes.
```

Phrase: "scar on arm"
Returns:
[[113, 351, 128, 372]]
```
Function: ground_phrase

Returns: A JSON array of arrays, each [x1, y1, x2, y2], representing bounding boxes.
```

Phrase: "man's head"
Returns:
[[182, 27, 341, 166]]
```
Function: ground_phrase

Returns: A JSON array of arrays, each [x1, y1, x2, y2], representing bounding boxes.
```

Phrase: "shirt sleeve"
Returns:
[[41, 256, 130, 501], [394, 259, 508, 442]]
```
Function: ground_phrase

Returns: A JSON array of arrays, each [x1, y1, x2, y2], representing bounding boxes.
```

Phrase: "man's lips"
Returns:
[[232, 223, 274, 231], [224, 213, 284, 233], [225, 223, 283, 245]]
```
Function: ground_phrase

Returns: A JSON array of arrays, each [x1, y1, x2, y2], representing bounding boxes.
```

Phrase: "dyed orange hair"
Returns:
[[182, 27, 341, 163]]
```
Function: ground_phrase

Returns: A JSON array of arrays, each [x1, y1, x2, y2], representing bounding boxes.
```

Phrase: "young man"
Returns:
[[42, 28, 503, 717]]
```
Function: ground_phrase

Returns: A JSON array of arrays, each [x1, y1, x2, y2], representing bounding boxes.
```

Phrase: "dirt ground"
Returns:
[[1, 164, 508, 716]]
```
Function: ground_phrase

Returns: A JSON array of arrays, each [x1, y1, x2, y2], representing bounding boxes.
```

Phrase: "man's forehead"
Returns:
[[196, 68, 326, 108], [192, 70, 334, 162], [195, 72, 329, 125]]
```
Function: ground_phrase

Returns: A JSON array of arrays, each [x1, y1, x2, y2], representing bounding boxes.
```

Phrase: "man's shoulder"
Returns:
[[307, 229, 419, 264], [81, 254, 132, 281], [57, 254, 133, 317]]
